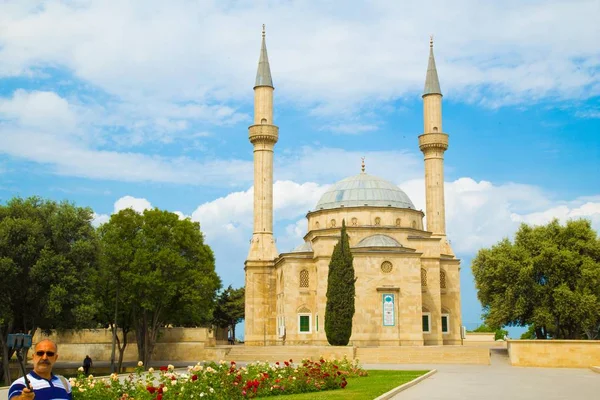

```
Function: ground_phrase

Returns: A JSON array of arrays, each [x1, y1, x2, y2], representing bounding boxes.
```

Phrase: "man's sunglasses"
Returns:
[[35, 351, 55, 357]]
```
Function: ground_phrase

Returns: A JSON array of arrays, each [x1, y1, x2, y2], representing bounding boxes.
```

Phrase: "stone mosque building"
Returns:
[[245, 28, 462, 347]]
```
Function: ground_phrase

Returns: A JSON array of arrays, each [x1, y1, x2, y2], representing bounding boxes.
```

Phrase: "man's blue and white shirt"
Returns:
[[9, 371, 72, 399]]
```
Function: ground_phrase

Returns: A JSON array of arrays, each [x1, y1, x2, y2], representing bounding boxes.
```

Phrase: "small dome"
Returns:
[[355, 234, 402, 248], [290, 241, 313, 253], [314, 173, 414, 211]]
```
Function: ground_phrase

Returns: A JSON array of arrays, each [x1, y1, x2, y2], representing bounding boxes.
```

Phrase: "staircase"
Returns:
[[222, 345, 355, 363]]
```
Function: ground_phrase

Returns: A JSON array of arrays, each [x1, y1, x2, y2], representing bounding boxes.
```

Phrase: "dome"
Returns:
[[290, 241, 313, 253], [355, 234, 403, 248], [314, 173, 414, 211]]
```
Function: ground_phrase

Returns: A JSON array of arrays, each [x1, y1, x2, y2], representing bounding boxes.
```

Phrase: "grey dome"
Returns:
[[290, 241, 313, 253], [356, 234, 402, 248], [315, 173, 415, 211]]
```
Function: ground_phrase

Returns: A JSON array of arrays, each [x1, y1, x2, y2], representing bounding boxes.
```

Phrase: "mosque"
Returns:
[[244, 28, 462, 347]]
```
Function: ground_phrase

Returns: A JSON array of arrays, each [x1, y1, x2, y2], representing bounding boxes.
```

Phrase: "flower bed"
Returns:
[[70, 357, 367, 399]]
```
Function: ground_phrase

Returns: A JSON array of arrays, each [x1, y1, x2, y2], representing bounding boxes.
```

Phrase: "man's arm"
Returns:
[[8, 383, 35, 400]]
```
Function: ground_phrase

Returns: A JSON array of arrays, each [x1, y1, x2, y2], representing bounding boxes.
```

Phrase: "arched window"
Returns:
[[395, 218, 401, 226], [374, 217, 381, 226], [330, 219, 336, 228], [299, 270, 309, 288], [440, 270, 447, 289], [315, 221, 320, 229], [421, 269, 427, 286], [422, 307, 431, 333], [261, 118, 267, 124], [351, 217, 358, 226]]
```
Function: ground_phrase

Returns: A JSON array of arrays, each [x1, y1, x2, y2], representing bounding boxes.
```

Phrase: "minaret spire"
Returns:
[[419, 37, 450, 250], [255, 24, 274, 88], [245, 25, 279, 345], [423, 35, 442, 97]]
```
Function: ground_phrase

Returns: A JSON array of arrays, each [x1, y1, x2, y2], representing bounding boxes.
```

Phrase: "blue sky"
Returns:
[[1, 0, 599, 338]]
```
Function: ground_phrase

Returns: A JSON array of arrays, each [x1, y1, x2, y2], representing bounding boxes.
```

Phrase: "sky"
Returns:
[[1, 0, 599, 338]]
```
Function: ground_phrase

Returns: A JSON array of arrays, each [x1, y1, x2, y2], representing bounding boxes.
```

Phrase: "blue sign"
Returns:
[[382, 293, 395, 326]]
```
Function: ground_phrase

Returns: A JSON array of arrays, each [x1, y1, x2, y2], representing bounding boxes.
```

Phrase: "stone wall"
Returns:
[[507, 340, 600, 368], [356, 346, 490, 365], [31, 328, 215, 362]]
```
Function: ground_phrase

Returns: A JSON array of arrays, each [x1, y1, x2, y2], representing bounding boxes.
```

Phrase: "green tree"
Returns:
[[472, 219, 600, 339], [325, 219, 356, 346], [212, 286, 245, 341], [99, 208, 221, 365], [0, 197, 99, 383]]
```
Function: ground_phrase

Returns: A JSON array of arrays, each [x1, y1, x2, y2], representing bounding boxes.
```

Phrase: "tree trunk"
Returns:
[[1, 331, 10, 385], [115, 327, 129, 373]]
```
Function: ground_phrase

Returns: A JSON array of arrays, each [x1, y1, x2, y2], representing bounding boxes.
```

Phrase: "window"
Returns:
[[441, 314, 450, 334], [422, 313, 431, 333], [315, 221, 320, 229], [298, 314, 311, 333], [395, 218, 401, 226], [421, 269, 427, 286], [381, 261, 393, 273], [330, 219, 336, 228], [411, 221, 417, 229], [351, 217, 358, 226], [440, 270, 447, 289], [299, 270, 309, 288], [316, 314, 319, 332], [374, 217, 381, 226]]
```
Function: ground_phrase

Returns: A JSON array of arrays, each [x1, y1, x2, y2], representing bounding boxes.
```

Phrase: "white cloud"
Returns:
[[114, 195, 153, 213], [0, 90, 78, 132], [0, 0, 597, 114], [92, 212, 110, 227]]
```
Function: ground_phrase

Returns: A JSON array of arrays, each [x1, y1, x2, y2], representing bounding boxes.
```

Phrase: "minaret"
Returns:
[[248, 24, 278, 261], [245, 25, 278, 346], [418, 37, 451, 252]]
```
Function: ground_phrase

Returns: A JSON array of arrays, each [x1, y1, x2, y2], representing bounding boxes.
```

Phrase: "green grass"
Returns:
[[263, 370, 429, 400]]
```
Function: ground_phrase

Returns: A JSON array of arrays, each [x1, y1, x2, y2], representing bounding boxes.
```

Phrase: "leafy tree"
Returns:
[[99, 208, 221, 365], [325, 219, 356, 346], [469, 323, 509, 341], [0, 197, 99, 383], [212, 286, 245, 341], [472, 219, 600, 339]]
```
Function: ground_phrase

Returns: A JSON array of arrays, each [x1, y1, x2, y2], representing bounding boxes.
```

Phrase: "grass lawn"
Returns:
[[264, 370, 429, 400]]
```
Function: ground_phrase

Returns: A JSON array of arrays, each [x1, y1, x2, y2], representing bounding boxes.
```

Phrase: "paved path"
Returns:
[[370, 350, 598, 400]]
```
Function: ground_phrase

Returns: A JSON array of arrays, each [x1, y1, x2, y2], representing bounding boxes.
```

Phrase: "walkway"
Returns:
[[378, 349, 598, 400]]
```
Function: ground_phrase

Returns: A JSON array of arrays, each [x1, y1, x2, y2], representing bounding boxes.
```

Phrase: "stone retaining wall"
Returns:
[[31, 328, 215, 362], [507, 339, 600, 368]]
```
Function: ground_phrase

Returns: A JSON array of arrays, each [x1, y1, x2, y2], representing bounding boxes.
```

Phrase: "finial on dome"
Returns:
[[262, 24, 266, 38], [430, 35, 433, 48], [361, 157, 365, 173]]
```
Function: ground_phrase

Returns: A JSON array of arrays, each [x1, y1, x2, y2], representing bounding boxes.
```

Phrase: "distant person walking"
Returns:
[[83, 355, 93, 375]]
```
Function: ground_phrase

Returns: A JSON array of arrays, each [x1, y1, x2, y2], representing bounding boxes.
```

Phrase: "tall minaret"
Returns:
[[418, 37, 451, 253], [245, 26, 278, 346], [247, 24, 278, 261]]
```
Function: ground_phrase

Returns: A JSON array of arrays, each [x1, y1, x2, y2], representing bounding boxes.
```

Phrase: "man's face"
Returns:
[[32, 341, 58, 376]]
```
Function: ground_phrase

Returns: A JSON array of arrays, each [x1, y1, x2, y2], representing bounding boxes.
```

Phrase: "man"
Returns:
[[8, 339, 72, 400], [82, 355, 93, 375]]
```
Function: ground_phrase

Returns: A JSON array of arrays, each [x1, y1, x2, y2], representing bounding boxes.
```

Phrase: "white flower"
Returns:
[[171, 379, 178, 385], [162, 387, 168, 393], [77, 367, 84, 372], [88, 375, 94, 380], [138, 361, 144, 367], [200, 393, 205, 397], [148, 367, 154, 373], [168, 364, 175, 371], [209, 387, 214, 393]]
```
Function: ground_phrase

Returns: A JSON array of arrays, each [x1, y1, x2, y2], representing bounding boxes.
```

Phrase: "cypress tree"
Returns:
[[325, 219, 356, 345]]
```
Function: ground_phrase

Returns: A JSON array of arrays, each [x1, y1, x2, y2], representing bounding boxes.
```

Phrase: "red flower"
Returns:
[[159, 366, 168, 372], [191, 375, 198, 381], [156, 395, 163, 400], [146, 386, 156, 394]]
